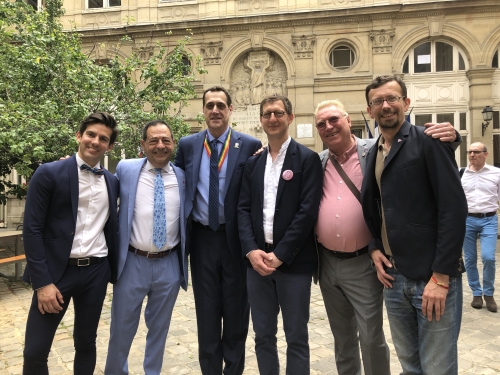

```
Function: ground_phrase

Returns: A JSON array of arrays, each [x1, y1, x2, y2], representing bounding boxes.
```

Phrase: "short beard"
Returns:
[[378, 119, 399, 129]]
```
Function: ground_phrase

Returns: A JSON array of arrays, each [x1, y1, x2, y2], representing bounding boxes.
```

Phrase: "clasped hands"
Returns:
[[248, 249, 282, 276]]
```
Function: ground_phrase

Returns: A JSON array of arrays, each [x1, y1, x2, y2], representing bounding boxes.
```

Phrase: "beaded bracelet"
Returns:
[[431, 276, 450, 290]]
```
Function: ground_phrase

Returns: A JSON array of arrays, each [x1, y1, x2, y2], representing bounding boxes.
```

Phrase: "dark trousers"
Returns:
[[247, 267, 312, 375], [23, 259, 111, 375], [191, 224, 249, 375]]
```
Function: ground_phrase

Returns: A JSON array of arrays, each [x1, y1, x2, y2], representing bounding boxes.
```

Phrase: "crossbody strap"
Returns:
[[328, 155, 361, 203]]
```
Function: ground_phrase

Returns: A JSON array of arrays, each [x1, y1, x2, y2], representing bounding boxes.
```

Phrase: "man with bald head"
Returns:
[[462, 142, 500, 313]]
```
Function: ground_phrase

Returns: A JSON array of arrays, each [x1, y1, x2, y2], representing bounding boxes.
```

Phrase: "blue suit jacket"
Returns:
[[175, 129, 262, 259], [115, 158, 189, 290], [237, 138, 323, 273], [361, 122, 467, 281], [23, 155, 119, 289]]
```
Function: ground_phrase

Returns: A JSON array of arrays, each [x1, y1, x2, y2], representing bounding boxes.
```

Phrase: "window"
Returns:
[[493, 50, 499, 69], [329, 45, 356, 71], [402, 41, 466, 74], [351, 128, 362, 139], [414, 114, 432, 127], [460, 135, 468, 168], [88, 0, 121, 9], [26, 0, 44, 10]]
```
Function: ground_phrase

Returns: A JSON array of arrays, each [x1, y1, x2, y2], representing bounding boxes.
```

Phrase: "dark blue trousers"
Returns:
[[191, 224, 249, 375], [247, 267, 313, 375], [23, 259, 110, 375]]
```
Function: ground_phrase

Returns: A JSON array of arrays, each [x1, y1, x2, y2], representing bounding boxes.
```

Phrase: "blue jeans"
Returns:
[[383, 268, 459, 375], [463, 215, 497, 297]]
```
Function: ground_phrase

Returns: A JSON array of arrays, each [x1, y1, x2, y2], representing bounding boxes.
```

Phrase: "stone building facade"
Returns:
[[2, 0, 500, 226]]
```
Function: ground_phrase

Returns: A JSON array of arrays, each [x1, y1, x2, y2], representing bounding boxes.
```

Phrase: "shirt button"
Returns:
[[340, 180, 343, 184], [338, 197, 341, 200], [337, 234, 340, 237], [336, 214, 339, 218]]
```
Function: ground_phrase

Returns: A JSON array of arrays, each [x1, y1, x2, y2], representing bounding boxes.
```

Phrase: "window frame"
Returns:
[[328, 43, 357, 72], [86, 0, 121, 10], [402, 40, 467, 74]]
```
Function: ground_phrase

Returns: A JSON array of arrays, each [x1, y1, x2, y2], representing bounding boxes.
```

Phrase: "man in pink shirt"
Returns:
[[314, 99, 457, 375]]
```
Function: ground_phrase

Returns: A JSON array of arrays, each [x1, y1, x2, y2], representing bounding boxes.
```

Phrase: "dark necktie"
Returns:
[[208, 139, 220, 231], [80, 164, 104, 176], [153, 168, 167, 250]]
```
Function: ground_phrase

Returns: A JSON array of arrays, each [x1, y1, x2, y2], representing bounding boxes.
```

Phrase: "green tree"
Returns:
[[0, 0, 205, 204]]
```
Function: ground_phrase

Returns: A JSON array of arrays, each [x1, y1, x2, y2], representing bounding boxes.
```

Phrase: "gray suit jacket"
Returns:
[[318, 137, 376, 176]]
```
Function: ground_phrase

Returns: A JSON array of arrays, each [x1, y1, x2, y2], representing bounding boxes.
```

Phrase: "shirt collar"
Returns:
[[329, 135, 357, 163], [146, 160, 172, 174], [75, 153, 100, 169], [207, 126, 231, 145]]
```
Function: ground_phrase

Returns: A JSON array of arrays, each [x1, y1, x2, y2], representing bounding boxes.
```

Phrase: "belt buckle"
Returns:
[[77, 258, 90, 266], [146, 252, 154, 259]]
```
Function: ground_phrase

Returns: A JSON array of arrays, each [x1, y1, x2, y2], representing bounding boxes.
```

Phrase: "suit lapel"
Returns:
[[276, 139, 296, 206], [224, 130, 241, 197], [257, 148, 268, 206], [192, 131, 205, 190], [383, 122, 410, 169], [128, 159, 146, 229], [68, 155, 79, 225]]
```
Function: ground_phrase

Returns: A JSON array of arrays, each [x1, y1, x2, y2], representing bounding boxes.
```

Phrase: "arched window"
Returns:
[[329, 44, 356, 71], [493, 49, 498, 68], [402, 41, 466, 74]]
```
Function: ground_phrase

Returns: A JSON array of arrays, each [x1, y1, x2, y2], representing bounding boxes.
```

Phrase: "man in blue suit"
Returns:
[[22, 112, 119, 375], [105, 120, 188, 375], [175, 86, 262, 374], [238, 94, 323, 375]]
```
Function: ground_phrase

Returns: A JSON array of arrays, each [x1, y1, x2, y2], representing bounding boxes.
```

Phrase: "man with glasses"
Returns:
[[314, 99, 456, 375], [175, 86, 262, 375], [361, 75, 467, 375], [461, 142, 500, 312], [238, 94, 323, 374]]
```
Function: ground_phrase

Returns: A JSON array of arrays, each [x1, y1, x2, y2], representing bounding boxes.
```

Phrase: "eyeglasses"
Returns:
[[261, 111, 286, 119], [205, 102, 228, 111], [466, 150, 486, 155], [316, 115, 347, 130], [369, 96, 405, 107]]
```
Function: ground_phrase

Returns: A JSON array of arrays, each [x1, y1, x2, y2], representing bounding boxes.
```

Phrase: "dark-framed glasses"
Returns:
[[466, 150, 486, 155], [369, 96, 405, 107], [316, 115, 347, 130], [261, 110, 286, 119]]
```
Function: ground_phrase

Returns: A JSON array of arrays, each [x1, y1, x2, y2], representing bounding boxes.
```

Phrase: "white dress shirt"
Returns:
[[263, 136, 291, 244], [462, 163, 500, 213], [130, 160, 180, 252], [70, 153, 110, 258]]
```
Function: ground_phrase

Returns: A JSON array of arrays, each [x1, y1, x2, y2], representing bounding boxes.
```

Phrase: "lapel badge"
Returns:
[[398, 139, 402, 142], [234, 142, 240, 149], [282, 170, 293, 181]]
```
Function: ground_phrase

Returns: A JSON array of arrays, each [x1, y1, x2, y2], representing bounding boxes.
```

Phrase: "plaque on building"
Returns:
[[297, 124, 313, 139]]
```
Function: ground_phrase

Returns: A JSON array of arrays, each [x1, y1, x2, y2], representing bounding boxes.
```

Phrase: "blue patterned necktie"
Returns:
[[153, 168, 167, 250], [80, 164, 104, 176], [208, 139, 220, 231]]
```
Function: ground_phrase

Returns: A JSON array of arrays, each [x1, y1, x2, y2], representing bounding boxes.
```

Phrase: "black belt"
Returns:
[[264, 243, 274, 250], [193, 221, 226, 232], [319, 243, 368, 259], [468, 212, 496, 218], [128, 243, 179, 259], [68, 257, 107, 266]]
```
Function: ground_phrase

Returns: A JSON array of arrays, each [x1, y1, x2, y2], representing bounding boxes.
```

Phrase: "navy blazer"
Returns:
[[238, 138, 323, 273], [361, 122, 467, 281], [175, 129, 262, 259], [23, 155, 119, 289]]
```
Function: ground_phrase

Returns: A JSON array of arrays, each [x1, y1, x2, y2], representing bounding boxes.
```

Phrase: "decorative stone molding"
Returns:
[[238, 0, 277, 12], [132, 46, 154, 62], [292, 35, 316, 59], [427, 17, 444, 37], [369, 29, 395, 54], [200, 42, 223, 65]]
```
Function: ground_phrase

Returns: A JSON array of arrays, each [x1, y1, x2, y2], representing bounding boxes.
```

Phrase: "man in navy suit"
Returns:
[[175, 86, 262, 374], [361, 75, 467, 375], [238, 94, 323, 375], [22, 112, 119, 375], [105, 120, 188, 375]]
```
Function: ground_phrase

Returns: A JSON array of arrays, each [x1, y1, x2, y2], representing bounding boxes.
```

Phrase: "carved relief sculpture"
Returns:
[[369, 29, 395, 54], [200, 41, 223, 65], [244, 51, 272, 104]]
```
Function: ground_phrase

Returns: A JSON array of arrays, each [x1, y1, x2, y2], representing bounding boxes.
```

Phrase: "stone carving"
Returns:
[[292, 35, 316, 59], [201, 42, 223, 65], [132, 46, 154, 61], [229, 50, 287, 141], [369, 29, 395, 54]]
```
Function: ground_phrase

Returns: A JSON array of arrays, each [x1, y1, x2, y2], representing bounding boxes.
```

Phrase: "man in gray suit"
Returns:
[[313, 99, 457, 375]]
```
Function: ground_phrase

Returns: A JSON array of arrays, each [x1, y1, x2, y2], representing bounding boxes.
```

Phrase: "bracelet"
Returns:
[[431, 276, 450, 290]]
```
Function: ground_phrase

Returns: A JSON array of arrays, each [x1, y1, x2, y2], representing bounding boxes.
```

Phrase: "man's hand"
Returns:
[[370, 249, 394, 288], [263, 252, 283, 269], [248, 250, 276, 276], [253, 146, 267, 156], [422, 272, 449, 321], [424, 122, 457, 142], [36, 283, 64, 314]]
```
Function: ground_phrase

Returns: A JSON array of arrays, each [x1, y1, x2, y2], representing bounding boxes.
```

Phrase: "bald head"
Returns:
[[468, 142, 488, 171]]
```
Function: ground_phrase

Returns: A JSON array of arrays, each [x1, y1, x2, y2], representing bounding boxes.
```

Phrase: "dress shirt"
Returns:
[[70, 153, 110, 258], [375, 136, 392, 256], [193, 127, 230, 226], [316, 137, 371, 252], [263, 136, 291, 244], [462, 164, 500, 213], [130, 160, 180, 252]]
